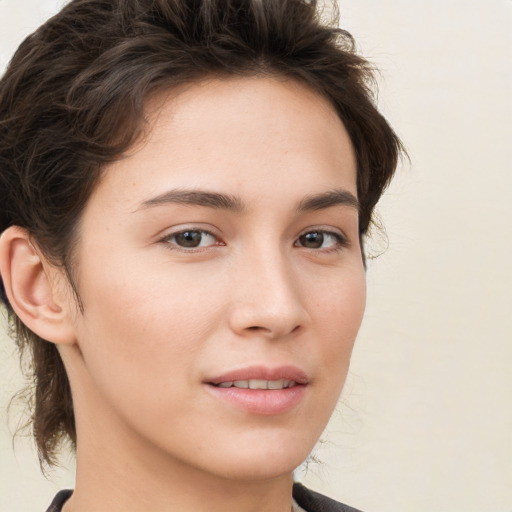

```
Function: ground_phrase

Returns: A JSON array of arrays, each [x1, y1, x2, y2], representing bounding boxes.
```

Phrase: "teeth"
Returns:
[[215, 380, 297, 390], [249, 379, 267, 389], [268, 379, 285, 390]]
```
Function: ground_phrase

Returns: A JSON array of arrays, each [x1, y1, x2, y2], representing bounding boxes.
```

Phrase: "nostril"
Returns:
[[244, 324, 302, 337], [230, 299, 308, 339]]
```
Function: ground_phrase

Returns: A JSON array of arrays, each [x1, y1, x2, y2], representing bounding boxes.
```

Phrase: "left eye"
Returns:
[[165, 229, 218, 249], [295, 231, 345, 250]]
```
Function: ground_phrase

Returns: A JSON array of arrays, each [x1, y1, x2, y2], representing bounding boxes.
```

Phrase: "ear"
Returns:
[[0, 226, 76, 345]]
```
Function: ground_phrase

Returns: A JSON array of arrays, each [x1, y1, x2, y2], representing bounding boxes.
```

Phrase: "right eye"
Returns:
[[162, 229, 219, 250]]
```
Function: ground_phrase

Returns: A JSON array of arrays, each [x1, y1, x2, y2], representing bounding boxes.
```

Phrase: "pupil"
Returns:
[[301, 232, 323, 248], [176, 231, 202, 247]]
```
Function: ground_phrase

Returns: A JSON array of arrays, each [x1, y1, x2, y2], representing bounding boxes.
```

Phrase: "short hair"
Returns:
[[0, 0, 403, 467]]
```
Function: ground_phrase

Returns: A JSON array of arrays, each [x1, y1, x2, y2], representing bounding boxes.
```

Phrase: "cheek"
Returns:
[[73, 260, 224, 408], [308, 267, 366, 387], [79, 251, 222, 342], [312, 267, 366, 341]]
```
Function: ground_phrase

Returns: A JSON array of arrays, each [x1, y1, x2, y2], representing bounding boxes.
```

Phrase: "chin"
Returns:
[[213, 458, 302, 482], [198, 435, 314, 482]]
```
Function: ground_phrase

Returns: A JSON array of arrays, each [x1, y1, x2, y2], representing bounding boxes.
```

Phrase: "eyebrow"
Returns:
[[139, 189, 245, 212], [297, 189, 359, 212], [138, 187, 359, 213]]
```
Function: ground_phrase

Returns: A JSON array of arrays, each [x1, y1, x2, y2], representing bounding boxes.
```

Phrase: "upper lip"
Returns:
[[206, 365, 309, 385]]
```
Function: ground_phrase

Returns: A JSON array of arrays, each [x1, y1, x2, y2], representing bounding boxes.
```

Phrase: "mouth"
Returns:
[[213, 379, 299, 390], [206, 365, 309, 388], [205, 366, 308, 415]]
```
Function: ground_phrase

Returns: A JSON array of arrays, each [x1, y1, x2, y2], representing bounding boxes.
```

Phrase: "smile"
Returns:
[[215, 379, 297, 390], [205, 366, 308, 415]]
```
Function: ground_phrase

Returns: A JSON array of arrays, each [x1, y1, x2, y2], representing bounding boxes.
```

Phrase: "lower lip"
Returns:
[[205, 384, 307, 415]]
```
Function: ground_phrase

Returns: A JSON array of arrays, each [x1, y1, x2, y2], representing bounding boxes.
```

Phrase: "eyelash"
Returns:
[[294, 229, 349, 252], [160, 229, 223, 251], [159, 228, 349, 253]]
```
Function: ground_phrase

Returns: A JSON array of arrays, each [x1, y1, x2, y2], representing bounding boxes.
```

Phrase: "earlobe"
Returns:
[[0, 226, 76, 345]]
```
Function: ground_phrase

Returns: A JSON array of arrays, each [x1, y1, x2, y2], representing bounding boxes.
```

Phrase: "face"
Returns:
[[63, 77, 366, 481]]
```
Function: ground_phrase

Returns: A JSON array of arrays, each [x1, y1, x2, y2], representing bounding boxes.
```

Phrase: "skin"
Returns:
[[1, 76, 366, 512]]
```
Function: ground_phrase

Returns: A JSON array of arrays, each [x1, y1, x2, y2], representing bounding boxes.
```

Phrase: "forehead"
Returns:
[[146, 76, 350, 160], [89, 76, 357, 214]]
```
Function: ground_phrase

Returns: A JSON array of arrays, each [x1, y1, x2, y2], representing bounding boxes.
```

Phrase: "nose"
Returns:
[[227, 250, 308, 340]]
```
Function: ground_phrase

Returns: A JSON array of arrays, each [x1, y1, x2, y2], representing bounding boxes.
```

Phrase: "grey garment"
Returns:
[[45, 484, 364, 512]]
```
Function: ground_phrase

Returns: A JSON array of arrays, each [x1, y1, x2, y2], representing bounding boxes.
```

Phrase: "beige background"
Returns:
[[1, 1, 511, 511]]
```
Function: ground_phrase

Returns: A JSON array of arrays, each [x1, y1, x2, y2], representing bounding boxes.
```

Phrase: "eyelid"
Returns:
[[156, 222, 220, 239], [157, 225, 225, 251], [155, 224, 350, 252], [294, 226, 350, 250]]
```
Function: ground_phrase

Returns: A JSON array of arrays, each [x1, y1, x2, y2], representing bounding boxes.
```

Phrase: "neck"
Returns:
[[67, 449, 294, 512], [64, 384, 295, 512]]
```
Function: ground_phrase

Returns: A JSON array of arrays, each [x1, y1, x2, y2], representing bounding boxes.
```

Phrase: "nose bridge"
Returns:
[[228, 241, 307, 338]]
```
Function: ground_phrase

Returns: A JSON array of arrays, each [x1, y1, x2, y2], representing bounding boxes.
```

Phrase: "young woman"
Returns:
[[0, 0, 403, 511]]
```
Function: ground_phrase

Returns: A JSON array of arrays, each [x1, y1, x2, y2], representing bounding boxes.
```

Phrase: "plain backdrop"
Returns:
[[1, 1, 511, 511]]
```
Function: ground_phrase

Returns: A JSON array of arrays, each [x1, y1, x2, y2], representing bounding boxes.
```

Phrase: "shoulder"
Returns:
[[293, 482, 365, 512], [45, 490, 72, 512]]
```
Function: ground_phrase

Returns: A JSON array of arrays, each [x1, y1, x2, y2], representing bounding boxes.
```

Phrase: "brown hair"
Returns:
[[0, 0, 403, 467]]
